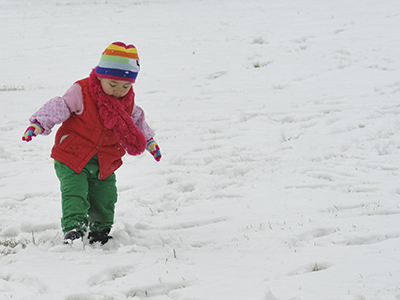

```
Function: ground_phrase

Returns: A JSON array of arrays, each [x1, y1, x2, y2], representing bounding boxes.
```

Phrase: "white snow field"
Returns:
[[1, 0, 400, 299]]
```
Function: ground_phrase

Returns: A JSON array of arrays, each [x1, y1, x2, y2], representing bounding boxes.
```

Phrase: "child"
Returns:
[[22, 42, 161, 245]]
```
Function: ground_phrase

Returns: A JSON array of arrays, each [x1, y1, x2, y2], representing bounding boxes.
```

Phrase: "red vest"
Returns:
[[51, 78, 134, 180]]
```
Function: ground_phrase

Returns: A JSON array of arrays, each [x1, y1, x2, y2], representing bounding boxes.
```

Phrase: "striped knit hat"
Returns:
[[95, 42, 140, 83]]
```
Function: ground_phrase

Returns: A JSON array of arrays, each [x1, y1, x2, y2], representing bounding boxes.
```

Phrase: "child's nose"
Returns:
[[112, 88, 122, 97]]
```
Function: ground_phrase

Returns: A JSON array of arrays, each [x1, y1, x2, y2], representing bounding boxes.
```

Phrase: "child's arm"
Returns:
[[131, 105, 155, 140], [131, 105, 161, 161], [28, 97, 71, 136], [22, 84, 83, 142], [22, 97, 71, 142]]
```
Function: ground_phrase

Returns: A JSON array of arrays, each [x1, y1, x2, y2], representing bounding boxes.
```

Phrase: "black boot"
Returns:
[[64, 230, 84, 244], [88, 228, 112, 245]]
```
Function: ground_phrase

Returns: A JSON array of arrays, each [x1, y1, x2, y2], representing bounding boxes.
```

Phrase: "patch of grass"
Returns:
[[0, 84, 25, 91], [0, 238, 30, 255], [253, 61, 272, 68]]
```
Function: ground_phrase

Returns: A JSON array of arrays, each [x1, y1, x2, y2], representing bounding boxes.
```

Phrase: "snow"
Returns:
[[1, 0, 400, 299]]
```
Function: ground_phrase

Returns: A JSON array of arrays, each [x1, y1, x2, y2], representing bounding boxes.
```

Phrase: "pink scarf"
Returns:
[[88, 69, 146, 156]]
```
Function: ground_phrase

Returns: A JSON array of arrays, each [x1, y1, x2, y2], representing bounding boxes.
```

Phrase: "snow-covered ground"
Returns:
[[1, 0, 400, 299]]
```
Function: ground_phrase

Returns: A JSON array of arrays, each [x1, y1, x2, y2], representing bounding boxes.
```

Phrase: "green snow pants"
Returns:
[[54, 155, 117, 234]]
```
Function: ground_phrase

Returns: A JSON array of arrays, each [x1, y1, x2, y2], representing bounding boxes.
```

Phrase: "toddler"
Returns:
[[22, 42, 161, 245]]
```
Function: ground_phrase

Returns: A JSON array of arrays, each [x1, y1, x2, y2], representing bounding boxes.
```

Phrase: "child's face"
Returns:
[[98, 78, 133, 98]]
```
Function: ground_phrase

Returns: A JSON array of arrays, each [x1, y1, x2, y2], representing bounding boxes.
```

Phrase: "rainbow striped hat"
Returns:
[[95, 42, 140, 83]]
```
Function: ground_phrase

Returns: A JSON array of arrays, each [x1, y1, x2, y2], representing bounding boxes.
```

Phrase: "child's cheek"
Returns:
[[102, 86, 112, 96]]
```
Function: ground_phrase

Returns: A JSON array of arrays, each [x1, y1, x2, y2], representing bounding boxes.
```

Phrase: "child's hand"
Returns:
[[22, 123, 43, 142], [146, 139, 161, 162]]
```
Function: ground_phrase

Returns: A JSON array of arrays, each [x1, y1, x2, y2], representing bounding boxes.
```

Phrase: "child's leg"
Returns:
[[54, 160, 90, 234], [87, 172, 117, 233]]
